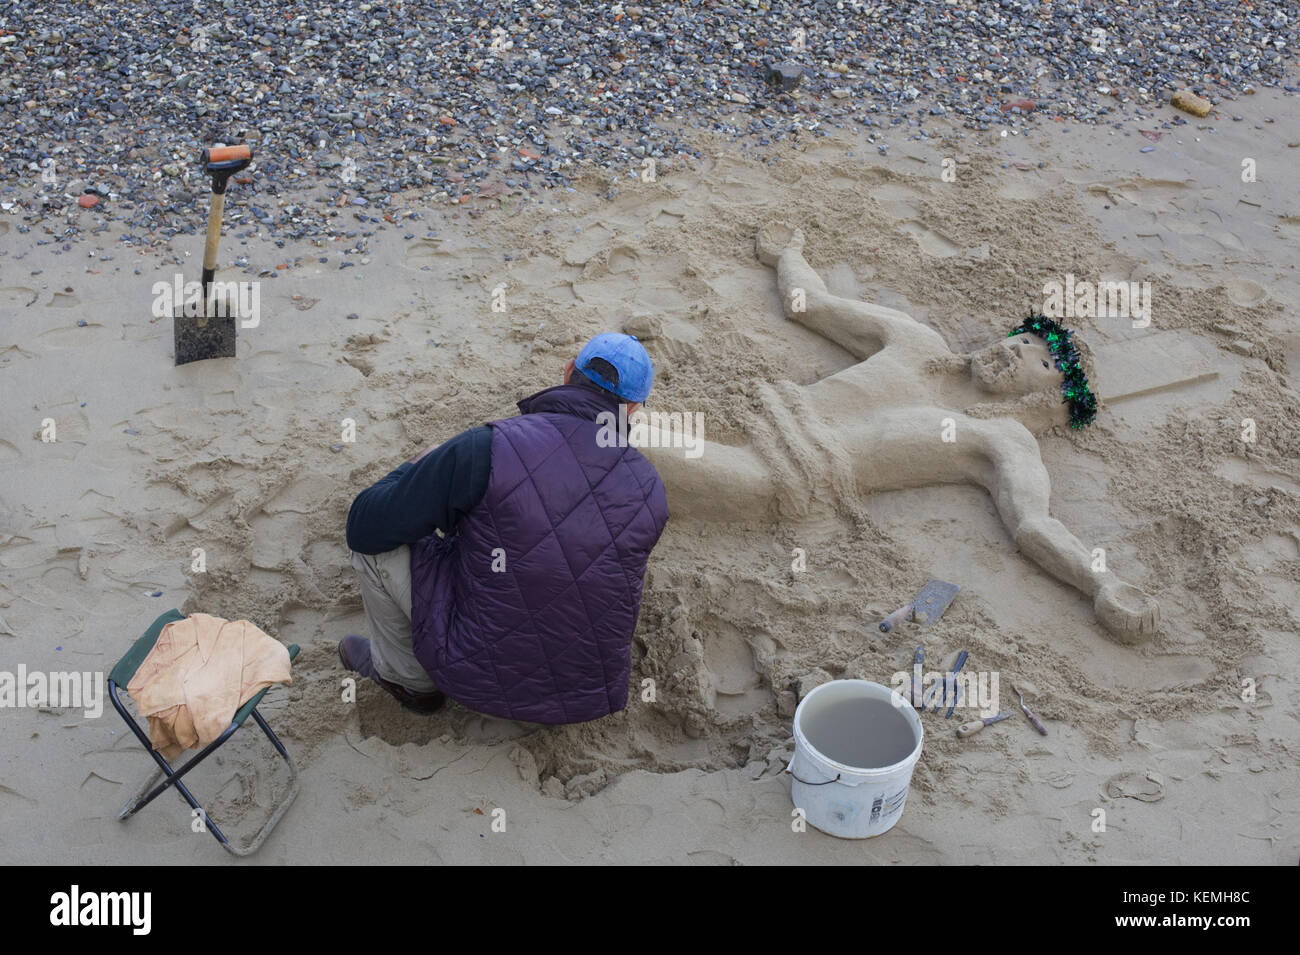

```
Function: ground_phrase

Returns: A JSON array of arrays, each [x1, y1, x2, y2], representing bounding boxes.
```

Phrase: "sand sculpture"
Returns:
[[642, 225, 1160, 641]]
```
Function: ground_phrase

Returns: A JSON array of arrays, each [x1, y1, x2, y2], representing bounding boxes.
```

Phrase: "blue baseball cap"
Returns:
[[575, 332, 655, 402]]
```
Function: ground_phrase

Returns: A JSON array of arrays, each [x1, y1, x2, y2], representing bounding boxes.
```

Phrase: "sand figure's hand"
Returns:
[[1094, 580, 1160, 643], [755, 224, 805, 267]]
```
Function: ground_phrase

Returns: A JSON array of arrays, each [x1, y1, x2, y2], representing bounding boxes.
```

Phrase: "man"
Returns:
[[341, 333, 669, 722]]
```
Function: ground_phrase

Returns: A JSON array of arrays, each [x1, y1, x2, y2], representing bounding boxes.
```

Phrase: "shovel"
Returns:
[[174, 144, 253, 364], [878, 579, 961, 632]]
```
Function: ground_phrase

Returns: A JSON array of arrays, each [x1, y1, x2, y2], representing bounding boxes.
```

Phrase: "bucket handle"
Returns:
[[783, 760, 841, 786]]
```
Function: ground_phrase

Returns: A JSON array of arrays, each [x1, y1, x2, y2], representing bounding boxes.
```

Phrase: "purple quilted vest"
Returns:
[[409, 385, 669, 724]]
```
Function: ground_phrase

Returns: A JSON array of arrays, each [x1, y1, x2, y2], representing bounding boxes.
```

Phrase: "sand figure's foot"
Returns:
[[1093, 580, 1160, 643], [755, 223, 805, 267]]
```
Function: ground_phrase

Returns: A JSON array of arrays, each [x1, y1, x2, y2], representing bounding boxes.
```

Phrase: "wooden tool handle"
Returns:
[[879, 603, 912, 632], [956, 719, 984, 738], [202, 193, 225, 272]]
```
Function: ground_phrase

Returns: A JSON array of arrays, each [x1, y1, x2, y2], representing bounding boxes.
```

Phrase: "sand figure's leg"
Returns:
[[755, 224, 945, 357], [971, 420, 1160, 641]]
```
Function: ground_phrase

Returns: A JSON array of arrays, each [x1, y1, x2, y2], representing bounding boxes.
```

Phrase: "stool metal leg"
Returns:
[[110, 680, 297, 855]]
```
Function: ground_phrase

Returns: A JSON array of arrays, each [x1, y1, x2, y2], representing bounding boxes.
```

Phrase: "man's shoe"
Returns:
[[338, 635, 446, 714]]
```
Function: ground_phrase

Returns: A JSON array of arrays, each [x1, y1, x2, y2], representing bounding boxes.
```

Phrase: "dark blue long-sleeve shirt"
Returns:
[[345, 425, 493, 554]]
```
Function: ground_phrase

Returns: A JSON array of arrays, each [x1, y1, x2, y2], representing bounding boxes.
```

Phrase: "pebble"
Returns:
[[0, 1, 1289, 256], [1171, 89, 1213, 117]]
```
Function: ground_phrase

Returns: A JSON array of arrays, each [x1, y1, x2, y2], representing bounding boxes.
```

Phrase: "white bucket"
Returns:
[[787, 679, 924, 839]]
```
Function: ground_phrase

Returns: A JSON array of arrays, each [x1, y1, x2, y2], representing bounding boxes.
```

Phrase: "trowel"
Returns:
[[878, 579, 961, 632]]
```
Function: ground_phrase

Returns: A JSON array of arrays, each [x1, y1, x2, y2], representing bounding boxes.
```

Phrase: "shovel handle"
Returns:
[[202, 194, 226, 274], [200, 144, 254, 192], [202, 144, 252, 165]]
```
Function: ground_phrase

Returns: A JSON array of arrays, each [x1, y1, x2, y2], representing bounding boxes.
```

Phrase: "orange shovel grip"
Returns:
[[202, 144, 253, 164]]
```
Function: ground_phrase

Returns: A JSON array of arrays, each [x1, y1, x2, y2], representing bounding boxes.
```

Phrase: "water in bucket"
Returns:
[[789, 680, 924, 839], [800, 697, 916, 769]]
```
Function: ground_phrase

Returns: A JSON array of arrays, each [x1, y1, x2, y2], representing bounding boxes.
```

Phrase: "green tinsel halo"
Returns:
[[1007, 313, 1098, 428]]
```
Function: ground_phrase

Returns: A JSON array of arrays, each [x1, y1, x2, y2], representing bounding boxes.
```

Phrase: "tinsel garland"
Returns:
[[1008, 313, 1098, 428]]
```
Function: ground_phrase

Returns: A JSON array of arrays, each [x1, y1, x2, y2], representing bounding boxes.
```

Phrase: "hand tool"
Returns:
[[897, 645, 923, 708], [936, 650, 968, 714], [878, 579, 960, 632], [944, 650, 970, 718], [1012, 681, 1048, 736], [956, 709, 1015, 738]]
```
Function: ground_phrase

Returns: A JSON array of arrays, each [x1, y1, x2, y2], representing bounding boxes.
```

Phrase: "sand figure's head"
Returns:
[[961, 329, 1097, 432], [969, 335, 1067, 396]]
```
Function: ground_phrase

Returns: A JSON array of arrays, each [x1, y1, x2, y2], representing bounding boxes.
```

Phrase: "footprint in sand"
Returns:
[[608, 245, 641, 273], [699, 614, 772, 719], [652, 207, 686, 229], [47, 291, 81, 308], [402, 238, 447, 270], [32, 409, 91, 445], [653, 334, 700, 366], [1224, 278, 1267, 308], [998, 177, 1050, 201], [824, 262, 863, 300], [869, 182, 924, 221], [710, 176, 761, 202], [1, 286, 38, 308], [0, 343, 35, 366], [1104, 771, 1165, 803], [36, 323, 106, 349], [1215, 458, 1300, 497], [896, 220, 961, 258], [248, 509, 307, 570], [562, 224, 614, 266]]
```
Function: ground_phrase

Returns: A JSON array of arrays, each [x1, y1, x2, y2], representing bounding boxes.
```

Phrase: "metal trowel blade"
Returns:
[[912, 579, 960, 627]]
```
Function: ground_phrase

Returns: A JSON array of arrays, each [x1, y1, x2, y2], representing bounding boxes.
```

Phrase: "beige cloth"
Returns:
[[126, 613, 292, 759]]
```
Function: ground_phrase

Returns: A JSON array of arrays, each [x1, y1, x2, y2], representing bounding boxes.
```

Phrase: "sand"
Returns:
[[1, 89, 1298, 864]]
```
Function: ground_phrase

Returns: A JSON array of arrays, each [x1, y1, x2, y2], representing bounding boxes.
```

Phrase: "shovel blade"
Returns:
[[174, 312, 236, 364], [912, 579, 960, 627]]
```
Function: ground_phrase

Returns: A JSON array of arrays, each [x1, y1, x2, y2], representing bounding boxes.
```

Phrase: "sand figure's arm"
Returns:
[[755, 226, 948, 358], [637, 432, 778, 523], [967, 418, 1160, 641]]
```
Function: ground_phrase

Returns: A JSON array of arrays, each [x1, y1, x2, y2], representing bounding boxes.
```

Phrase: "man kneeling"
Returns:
[[341, 333, 669, 723]]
